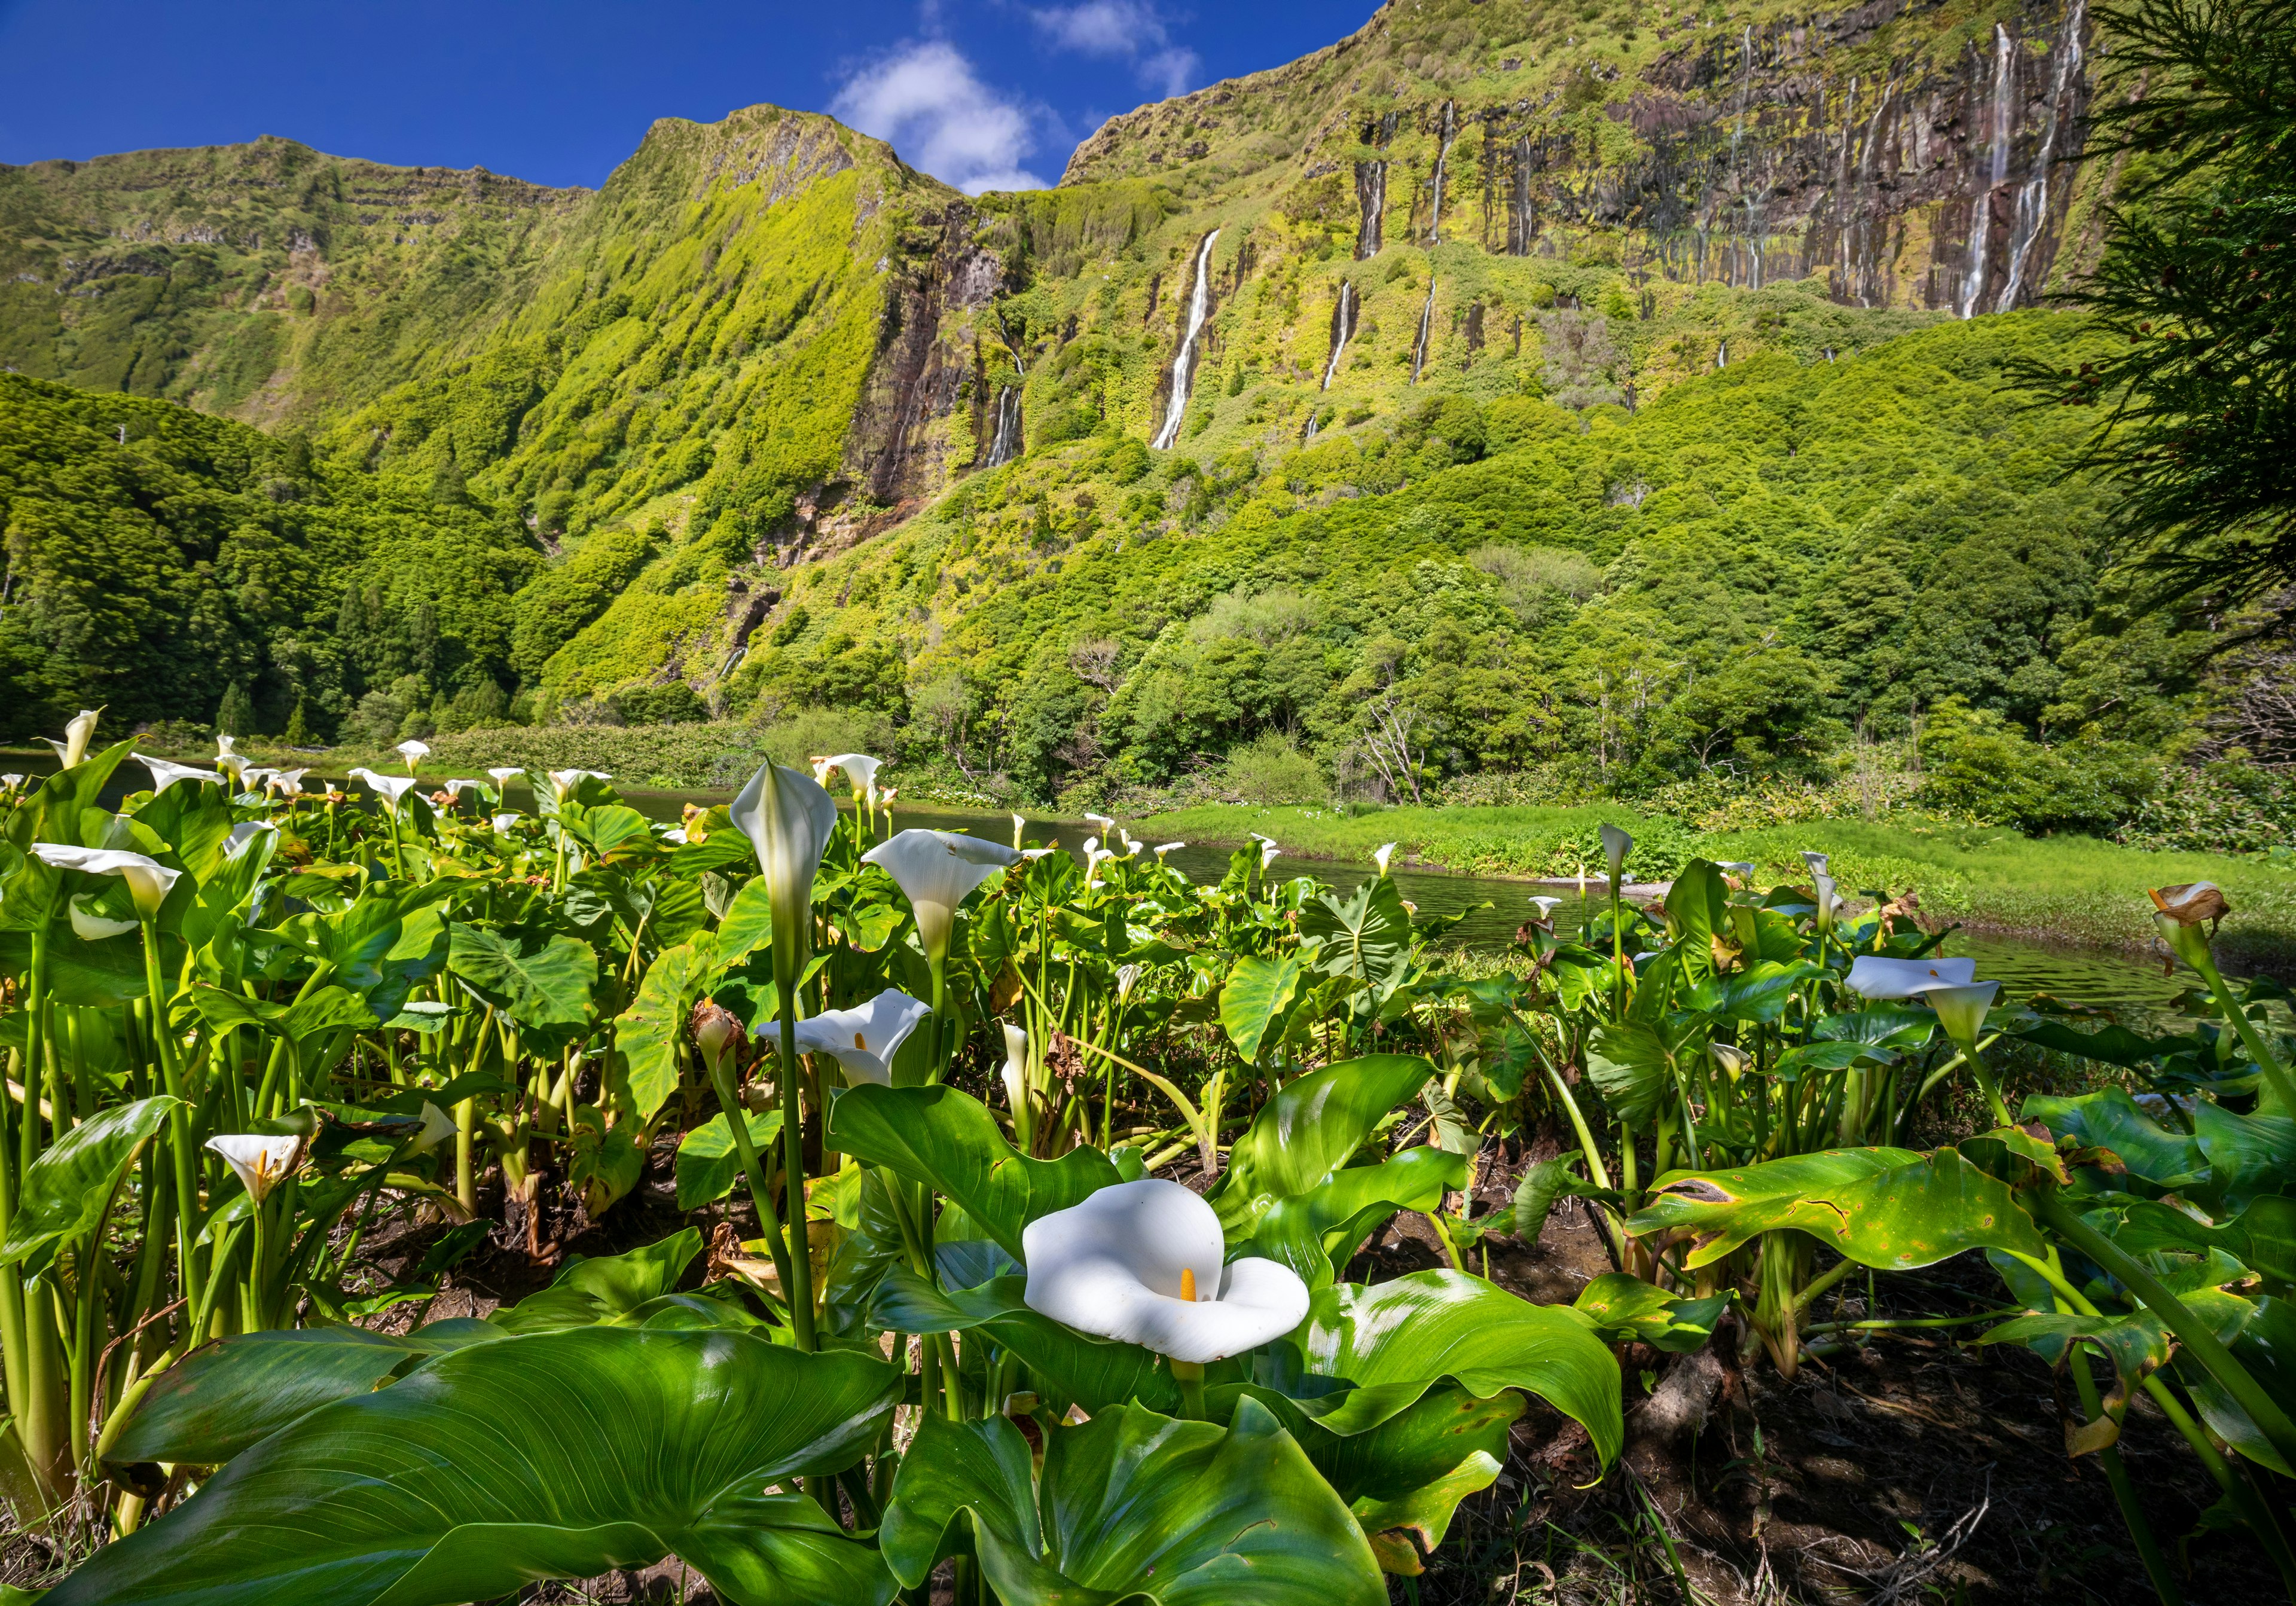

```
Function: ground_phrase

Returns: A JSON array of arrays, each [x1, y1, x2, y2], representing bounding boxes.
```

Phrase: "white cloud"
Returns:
[[1030, 1, 1202, 98], [832, 40, 1049, 194]]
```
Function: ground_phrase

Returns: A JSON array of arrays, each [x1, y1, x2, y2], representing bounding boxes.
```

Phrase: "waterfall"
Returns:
[[1508, 136, 1535, 255], [1959, 24, 2016, 317], [1152, 230, 1219, 451], [984, 386, 1023, 468], [1409, 276, 1437, 384], [1355, 161, 1387, 257], [1320, 280, 1357, 391], [1426, 101, 1457, 244], [1997, 0, 2086, 310]]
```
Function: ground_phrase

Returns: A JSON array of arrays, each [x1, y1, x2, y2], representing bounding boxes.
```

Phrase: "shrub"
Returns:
[[1222, 733, 1325, 805]]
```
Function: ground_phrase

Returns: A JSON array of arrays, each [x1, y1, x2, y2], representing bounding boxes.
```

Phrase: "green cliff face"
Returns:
[[1, 0, 2145, 802]]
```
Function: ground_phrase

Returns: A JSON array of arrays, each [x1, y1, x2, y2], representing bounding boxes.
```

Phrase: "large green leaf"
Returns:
[[1233, 1147, 1464, 1287], [111, 1321, 506, 1465], [674, 1108, 784, 1212], [1584, 1021, 1677, 1125], [51, 1330, 901, 1606], [190, 984, 374, 1052], [1571, 1272, 1729, 1354], [1660, 859, 1730, 982], [2192, 1100, 2296, 1212], [1628, 1146, 2047, 1270], [1298, 1271, 1623, 1465], [2114, 1195, 2296, 1286], [0, 1096, 179, 1275], [1684, 960, 1821, 1025], [828, 1084, 1120, 1261], [1210, 1054, 1434, 1237], [880, 1400, 1385, 1606], [1228, 1382, 1522, 1576], [492, 1228, 705, 1334], [446, 921, 599, 1030], [1220, 951, 1302, 1063], [614, 936, 718, 1120], [0, 923, 154, 1004], [870, 1268, 1180, 1414], [2023, 1088, 2208, 1187], [1300, 880, 1412, 991]]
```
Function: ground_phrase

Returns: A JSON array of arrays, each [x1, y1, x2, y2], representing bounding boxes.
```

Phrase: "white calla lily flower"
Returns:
[[1800, 850, 1830, 879], [810, 757, 836, 786], [1116, 963, 1142, 1002], [1843, 955, 1979, 1000], [237, 766, 276, 793], [50, 708, 102, 768], [1259, 840, 1281, 872], [1085, 846, 1116, 886], [1925, 981, 2001, 1048], [1085, 812, 1116, 835], [1020, 847, 1055, 861], [31, 844, 182, 918], [2, 773, 25, 790], [1001, 1022, 1030, 1115], [442, 778, 477, 799], [861, 829, 1023, 963], [225, 821, 277, 859], [816, 753, 881, 796], [1022, 1179, 1311, 1364], [69, 894, 140, 941], [1011, 812, 1028, 850], [395, 739, 430, 772], [1153, 841, 1186, 860], [350, 768, 420, 814], [272, 768, 310, 796], [1599, 823, 1632, 885], [1813, 872, 1839, 934], [1528, 895, 1564, 920], [1717, 860, 1756, 878], [732, 761, 839, 975], [545, 768, 611, 804], [205, 1134, 304, 1204], [486, 767, 524, 790], [133, 752, 218, 794], [1372, 842, 1399, 876], [492, 811, 523, 834], [786, 988, 933, 1086]]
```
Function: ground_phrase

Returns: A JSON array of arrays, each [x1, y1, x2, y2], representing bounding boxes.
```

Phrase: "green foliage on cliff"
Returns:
[[0, 373, 536, 736]]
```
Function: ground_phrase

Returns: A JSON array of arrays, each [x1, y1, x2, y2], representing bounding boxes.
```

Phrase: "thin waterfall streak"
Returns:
[[1999, 0, 2086, 310], [1320, 281, 1357, 391], [984, 387, 1022, 468], [1152, 231, 1219, 451], [1355, 161, 1387, 258], [1427, 101, 1457, 244], [1959, 23, 2014, 317], [1410, 276, 1437, 385]]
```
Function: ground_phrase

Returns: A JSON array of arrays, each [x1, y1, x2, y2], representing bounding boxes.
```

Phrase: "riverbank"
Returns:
[[1134, 802, 2296, 964]]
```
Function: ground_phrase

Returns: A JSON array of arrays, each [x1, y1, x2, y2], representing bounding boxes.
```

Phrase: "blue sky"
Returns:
[[0, 1, 1354, 193]]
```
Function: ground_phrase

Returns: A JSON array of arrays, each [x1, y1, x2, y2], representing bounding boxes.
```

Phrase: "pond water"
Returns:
[[14, 753, 2187, 1021]]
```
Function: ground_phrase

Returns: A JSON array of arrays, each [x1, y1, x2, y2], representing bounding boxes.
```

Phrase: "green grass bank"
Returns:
[[1136, 802, 2296, 963]]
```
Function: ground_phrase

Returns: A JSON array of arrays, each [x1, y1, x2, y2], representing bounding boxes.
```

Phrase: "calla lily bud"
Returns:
[[31, 844, 182, 919], [1925, 980, 2000, 1050], [861, 828, 1022, 964], [1022, 1179, 1311, 1364], [1711, 1042, 1751, 1077], [690, 999, 744, 1073], [1373, 842, 1398, 876], [1011, 812, 1028, 851], [1001, 1022, 1030, 1116], [733, 761, 839, 985], [206, 1134, 305, 1205], [1813, 872, 1839, 936], [60, 707, 101, 768], [1600, 823, 1632, 886], [410, 1102, 456, 1156], [1116, 963, 1142, 1002]]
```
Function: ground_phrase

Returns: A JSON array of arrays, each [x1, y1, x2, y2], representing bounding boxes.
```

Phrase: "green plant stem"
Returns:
[[2034, 1191, 2296, 1473], [773, 1000, 816, 1352], [704, 1057, 798, 1331], [2185, 943, 2296, 1116], [2139, 1372, 2296, 1602], [2069, 1351, 2184, 1605], [139, 917, 203, 1319], [1171, 1358, 1206, 1420]]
